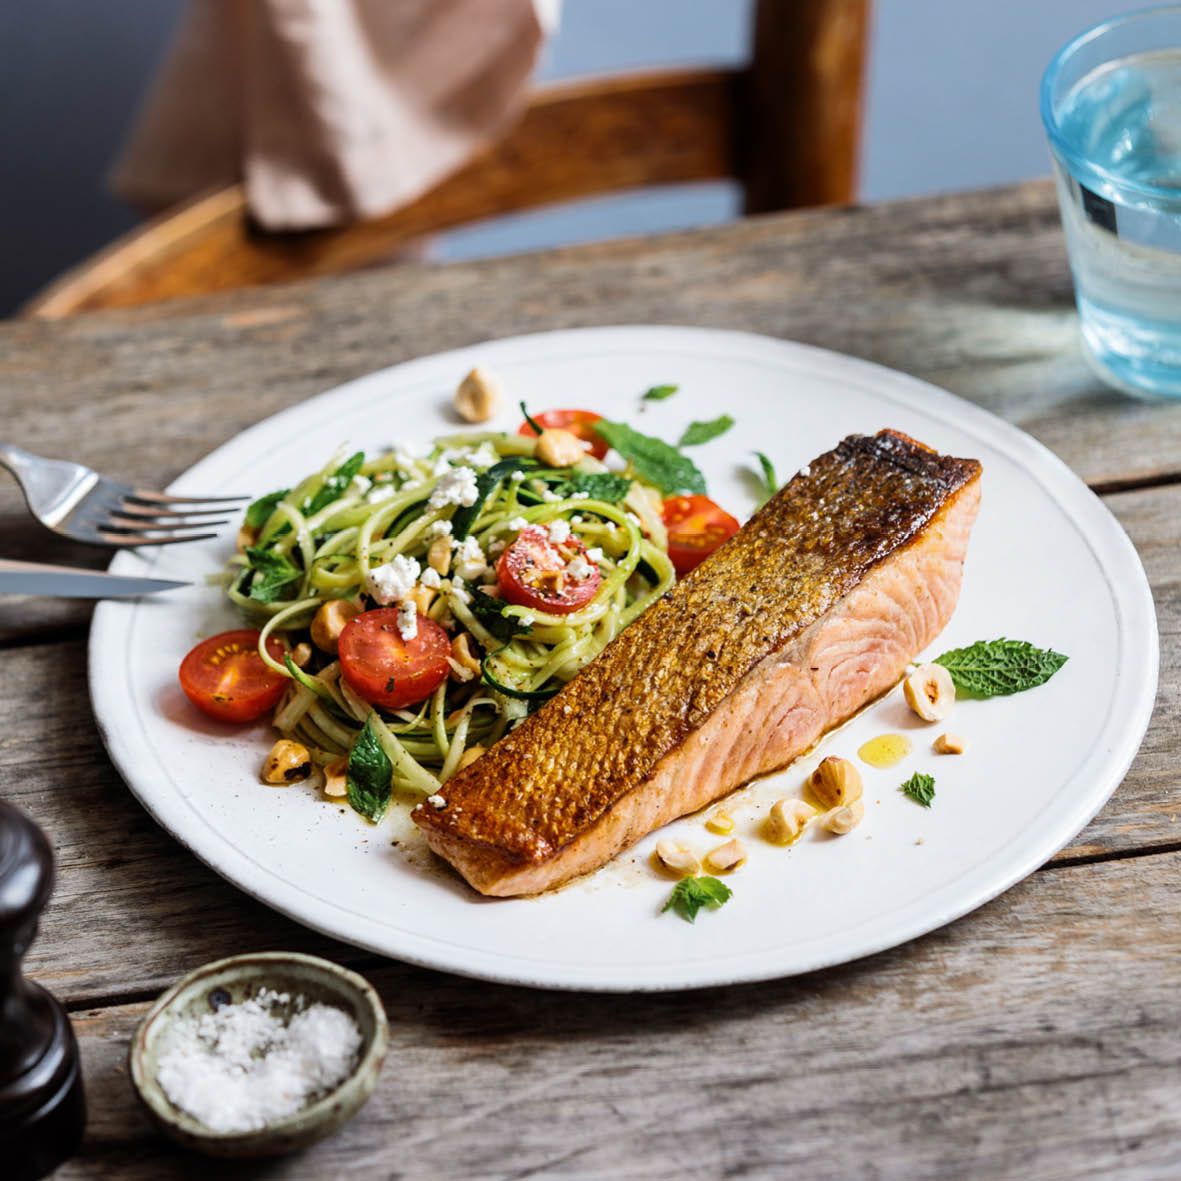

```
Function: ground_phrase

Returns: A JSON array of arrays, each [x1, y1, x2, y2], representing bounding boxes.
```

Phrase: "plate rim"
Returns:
[[88, 325, 1159, 992]]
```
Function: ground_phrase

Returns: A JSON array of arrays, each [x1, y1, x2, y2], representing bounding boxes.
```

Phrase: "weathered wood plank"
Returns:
[[12, 481, 1178, 1005], [3, 183, 1181, 511], [58, 850, 1181, 1180]]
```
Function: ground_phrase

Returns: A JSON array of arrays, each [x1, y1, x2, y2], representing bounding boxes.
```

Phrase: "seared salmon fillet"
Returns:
[[414, 430, 982, 896]]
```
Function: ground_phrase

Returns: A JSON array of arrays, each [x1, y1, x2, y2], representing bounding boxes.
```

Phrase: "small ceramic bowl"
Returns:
[[129, 951, 388, 1158]]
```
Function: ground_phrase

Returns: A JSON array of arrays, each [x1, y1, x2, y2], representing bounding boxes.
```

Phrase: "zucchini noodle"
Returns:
[[226, 431, 676, 818]]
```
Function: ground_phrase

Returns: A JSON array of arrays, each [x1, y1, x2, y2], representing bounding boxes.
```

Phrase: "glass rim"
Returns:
[[1041, 4, 1181, 201]]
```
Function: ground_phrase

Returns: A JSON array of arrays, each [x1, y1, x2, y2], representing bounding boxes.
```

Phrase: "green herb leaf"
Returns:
[[593, 420, 706, 495], [347, 715, 393, 823], [244, 489, 289, 530], [305, 451, 365, 516], [934, 639, 1069, 698], [642, 384, 679, 402], [753, 452, 778, 505], [551, 472, 633, 503], [244, 546, 302, 604], [450, 457, 534, 539], [679, 415, 735, 447], [519, 401, 544, 436], [469, 589, 531, 643], [899, 771, 936, 809], [662, 876, 733, 923]]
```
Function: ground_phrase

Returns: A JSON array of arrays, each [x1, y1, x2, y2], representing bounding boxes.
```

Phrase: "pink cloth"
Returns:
[[113, 0, 556, 230]]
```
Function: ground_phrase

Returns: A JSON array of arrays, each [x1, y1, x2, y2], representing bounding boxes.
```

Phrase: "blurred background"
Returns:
[[0, 0, 1116, 316]]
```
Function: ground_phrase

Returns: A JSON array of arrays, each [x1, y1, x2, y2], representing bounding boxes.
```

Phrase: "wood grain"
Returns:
[[26, 70, 742, 317], [4, 183, 1179, 1179], [59, 850, 1181, 1180], [12, 479, 1178, 1006], [5, 184, 1181, 494], [744, 0, 869, 212]]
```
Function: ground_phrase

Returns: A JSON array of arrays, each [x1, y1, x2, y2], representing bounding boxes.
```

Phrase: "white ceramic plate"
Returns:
[[90, 327, 1158, 991]]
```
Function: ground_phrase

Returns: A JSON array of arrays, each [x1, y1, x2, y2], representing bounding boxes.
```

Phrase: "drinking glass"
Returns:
[[1042, 7, 1181, 397]]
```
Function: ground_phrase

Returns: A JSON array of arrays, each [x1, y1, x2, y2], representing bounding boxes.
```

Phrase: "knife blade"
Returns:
[[0, 559, 189, 599]]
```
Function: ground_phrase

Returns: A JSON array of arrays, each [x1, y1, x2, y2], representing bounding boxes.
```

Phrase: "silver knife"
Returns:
[[0, 559, 189, 599]]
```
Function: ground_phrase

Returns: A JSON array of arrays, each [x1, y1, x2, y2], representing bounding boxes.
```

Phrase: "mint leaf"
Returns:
[[347, 716, 393, 822], [935, 639, 1068, 698], [679, 415, 734, 447], [469, 589, 531, 643], [899, 772, 936, 808], [305, 451, 365, 516], [753, 452, 778, 505], [662, 876, 733, 923], [593, 420, 706, 495], [552, 472, 632, 503], [244, 489, 289, 531], [642, 384, 679, 402], [244, 546, 302, 604]]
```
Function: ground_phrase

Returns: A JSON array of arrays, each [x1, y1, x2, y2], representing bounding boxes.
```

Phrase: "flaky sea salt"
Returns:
[[155, 988, 362, 1134]]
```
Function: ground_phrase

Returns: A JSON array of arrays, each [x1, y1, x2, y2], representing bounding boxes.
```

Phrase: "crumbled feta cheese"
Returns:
[[347, 474, 372, 497], [510, 471, 526, 484], [586, 547, 604, 563], [566, 555, 594, 581], [419, 567, 441, 589], [541, 488, 561, 502], [366, 554, 421, 604], [428, 519, 453, 538], [428, 466, 479, 509], [507, 516, 529, 531], [467, 442, 500, 470], [604, 521, 617, 533], [450, 580, 472, 605], [426, 794, 447, 810], [366, 483, 400, 504], [453, 536, 487, 581], [547, 518, 572, 544], [396, 600, 418, 641], [571, 515, 584, 524], [570, 491, 590, 500]]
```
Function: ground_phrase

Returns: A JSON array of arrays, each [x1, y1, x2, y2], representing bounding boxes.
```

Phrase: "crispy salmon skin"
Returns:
[[414, 430, 982, 895]]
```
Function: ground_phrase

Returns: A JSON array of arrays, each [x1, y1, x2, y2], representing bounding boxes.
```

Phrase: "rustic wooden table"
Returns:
[[3, 180, 1178, 1180]]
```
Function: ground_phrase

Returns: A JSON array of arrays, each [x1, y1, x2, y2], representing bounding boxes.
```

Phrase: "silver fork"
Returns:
[[0, 443, 247, 546]]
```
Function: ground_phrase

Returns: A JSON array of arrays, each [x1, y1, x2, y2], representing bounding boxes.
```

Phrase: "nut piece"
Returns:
[[456, 744, 486, 773], [903, 663, 956, 722], [450, 633, 481, 682], [310, 598, 361, 654], [290, 642, 312, 669], [705, 811, 734, 835], [655, 839, 699, 877], [704, 838, 747, 874], [236, 523, 258, 554], [535, 427, 585, 468], [405, 585, 437, 615], [764, 798, 817, 845], [262, 739, 312, 785], [822, 800, 865, 835], [323, 757, 348, 797], [427, 535, 452, 576], [454, 367, 501, 423], [808, 756, 863, 809], [934, 733, 967, 755]]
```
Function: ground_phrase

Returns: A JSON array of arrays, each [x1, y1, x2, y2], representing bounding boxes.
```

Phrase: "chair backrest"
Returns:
[[25, 0, 870, 318]]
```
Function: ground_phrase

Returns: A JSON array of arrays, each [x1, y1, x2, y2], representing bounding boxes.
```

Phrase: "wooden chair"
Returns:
[[24, 0, 869, 319]]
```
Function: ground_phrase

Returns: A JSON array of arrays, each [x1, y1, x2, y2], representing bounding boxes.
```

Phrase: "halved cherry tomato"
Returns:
[[338, 608, 451, 710], [179, 629, 288, 723], [662, 495, 740, 576], [497, 525, 602, 614], [517, 408, 608, 460]]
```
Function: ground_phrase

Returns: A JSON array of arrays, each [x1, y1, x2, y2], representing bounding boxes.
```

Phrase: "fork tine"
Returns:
[[102, 513, 233, 531], [96, 528, 223, 547], [116, 500, 236, 522], [128, 489, 250, 506]]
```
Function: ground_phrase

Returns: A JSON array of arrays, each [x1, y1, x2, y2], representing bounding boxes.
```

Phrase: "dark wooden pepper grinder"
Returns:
[[0, 801, 85, 1179]]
